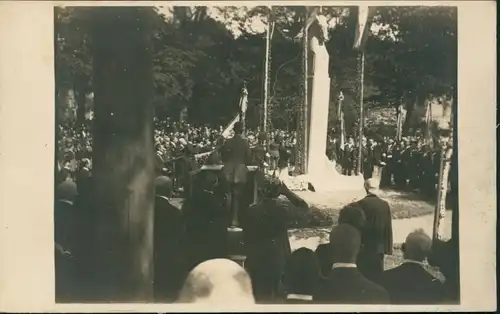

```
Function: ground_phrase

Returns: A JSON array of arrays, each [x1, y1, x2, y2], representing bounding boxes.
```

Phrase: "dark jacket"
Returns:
[[153, 195, 188, 302], [54, 200, 79, 254], [242, 198, 292, 302], [355, 194, 393, 255], [314, 267, 389, 304], [354, 194, 393, 283], [251, 144, 267, 166], [380, 262, 446, 304], [221, 134, 252, 184]]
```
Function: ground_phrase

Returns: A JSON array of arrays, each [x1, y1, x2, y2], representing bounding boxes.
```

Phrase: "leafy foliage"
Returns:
[[55, 5, 457, 135]]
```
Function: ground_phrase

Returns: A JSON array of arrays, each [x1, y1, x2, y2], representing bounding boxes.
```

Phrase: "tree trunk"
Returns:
[[90, 7, 155, 302]]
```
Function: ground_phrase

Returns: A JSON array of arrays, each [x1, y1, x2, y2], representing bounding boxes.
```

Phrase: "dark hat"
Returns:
[[56, 180, 78, 202], [260, 174, 281, 198], [233, 122, 243, 134], [257, 131, 268, 141], [155, 176, 173, 197]]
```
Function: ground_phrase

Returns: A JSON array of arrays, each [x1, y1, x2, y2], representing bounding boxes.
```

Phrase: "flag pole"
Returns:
[[262, 8, 272, 133], [302, 10, 309, 175], [357, 51, 365, 176]]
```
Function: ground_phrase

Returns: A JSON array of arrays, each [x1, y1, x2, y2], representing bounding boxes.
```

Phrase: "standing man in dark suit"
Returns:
[[342, 138, 355, 176], [243, 176, 309, 303], [380, 229, 446, 304], [314, 224, 389, 304], [54, 180, 80, 302], [251, 131, 268, 168], [153, 176, 188, 302], [220, 122, 252, 228], [355, 178, 393, 284]]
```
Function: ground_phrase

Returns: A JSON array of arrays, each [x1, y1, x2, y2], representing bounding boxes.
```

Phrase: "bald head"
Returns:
[[329, 224, 362, 263], [402, 229, 432, 262], [364, 178, 380, 193], [177, 258, 254, 305]]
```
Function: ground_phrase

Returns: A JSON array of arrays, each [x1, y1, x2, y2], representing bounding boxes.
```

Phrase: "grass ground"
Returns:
[[284, 188, 440, 228]]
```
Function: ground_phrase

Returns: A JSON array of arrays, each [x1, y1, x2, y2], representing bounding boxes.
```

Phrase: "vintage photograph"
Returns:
[[54, 4, 459, 305]]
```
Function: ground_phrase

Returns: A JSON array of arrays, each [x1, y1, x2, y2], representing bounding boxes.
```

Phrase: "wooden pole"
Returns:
[[263, 13, 271, 132], [357, 52, 365, 175], [396, 96, 404, 142], [337, 91, 343, 118], [302, 11, 309, 174], [90, 7, 155, 302], [338, 92, 345, 162]]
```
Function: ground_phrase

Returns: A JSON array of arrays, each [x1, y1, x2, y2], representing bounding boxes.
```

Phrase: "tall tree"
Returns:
[[54, 7, 93, 127], [368, 6, 457, 135], [89, 7, 156, 302]]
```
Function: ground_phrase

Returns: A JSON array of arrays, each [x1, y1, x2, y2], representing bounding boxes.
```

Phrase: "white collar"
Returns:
[[286, 294, 313, 301], [402, 259, 426, 266], [156, 195, 170, 202], [331, 262, 357, 269], [59, 199, 74, 206]]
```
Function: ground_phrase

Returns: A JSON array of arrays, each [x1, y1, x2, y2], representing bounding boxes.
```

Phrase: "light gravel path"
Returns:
[[288, 211, 452, 251]]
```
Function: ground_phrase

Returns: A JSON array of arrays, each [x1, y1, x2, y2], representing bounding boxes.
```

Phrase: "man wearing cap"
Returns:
[[220, 122, 252, 228], [354, 178, 393, 284]]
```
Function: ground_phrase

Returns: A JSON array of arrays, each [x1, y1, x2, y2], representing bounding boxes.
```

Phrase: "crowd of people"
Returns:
[[54, 120, 458, 305], [333, 135, 455, 199], [57, 119, 453, 201], [55, 171, 458, 305]]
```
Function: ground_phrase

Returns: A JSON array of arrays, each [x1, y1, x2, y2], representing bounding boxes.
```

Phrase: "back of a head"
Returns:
[[56, 180, 78, 203], [233, 122, 243, 135], [177, 258, 254, 305], [315, 243, 333, 277], [283, 247, 320, 295], [402, 229, 432, 262], [338, 204, 366, 232], [364, 178, 380, 194], [257, 131, 267, 142], [155, 175, 173, 198], [259, 174, 281, 199], [329, 224, 362, 263]]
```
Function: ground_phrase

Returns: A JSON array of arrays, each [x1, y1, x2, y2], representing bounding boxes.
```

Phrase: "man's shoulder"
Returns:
[[362, 194, 390, 207], [329, 269, 389, 301], [361, 275, 390, 299], [383, 262, 443, 284], [155, 197, 181, 212]]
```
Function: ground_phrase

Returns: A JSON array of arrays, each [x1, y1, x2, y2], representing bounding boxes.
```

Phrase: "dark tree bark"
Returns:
[[90, 7, 155, 302]]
